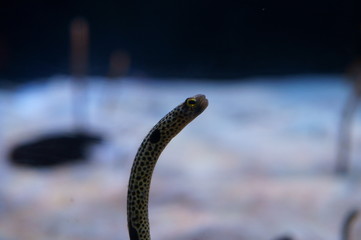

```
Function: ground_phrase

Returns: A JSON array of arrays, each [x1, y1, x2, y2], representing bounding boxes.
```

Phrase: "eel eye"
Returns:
[[186, 98, 197, 107]]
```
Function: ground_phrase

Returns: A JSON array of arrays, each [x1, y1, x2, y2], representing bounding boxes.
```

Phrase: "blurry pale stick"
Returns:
[[70, 17, 89, 78], [108, 49, 131, 78], [336, 59, 361, 174], [70, 17, 90, 130]]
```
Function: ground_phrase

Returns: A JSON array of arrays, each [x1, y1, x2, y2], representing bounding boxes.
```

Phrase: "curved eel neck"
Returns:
[[127, 95, 208, 240]]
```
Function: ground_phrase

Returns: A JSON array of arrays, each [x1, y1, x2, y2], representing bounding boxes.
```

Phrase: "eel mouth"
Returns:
[[194, 94, 209, 113]]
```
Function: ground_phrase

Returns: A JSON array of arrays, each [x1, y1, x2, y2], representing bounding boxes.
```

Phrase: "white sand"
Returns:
[[0, 75, 361, 240]]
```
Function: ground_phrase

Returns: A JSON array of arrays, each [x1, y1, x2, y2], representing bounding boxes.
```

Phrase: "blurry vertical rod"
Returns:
[[336, 59, 361, 174], [70, 17, 90, 130], [108, 49, 131, 79]]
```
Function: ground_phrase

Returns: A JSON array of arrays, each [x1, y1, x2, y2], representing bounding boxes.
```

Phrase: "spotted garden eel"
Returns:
[[127, 94, 208, 240]]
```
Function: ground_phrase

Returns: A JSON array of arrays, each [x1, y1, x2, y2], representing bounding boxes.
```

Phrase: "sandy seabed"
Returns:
[[0, 75, 361, 240]]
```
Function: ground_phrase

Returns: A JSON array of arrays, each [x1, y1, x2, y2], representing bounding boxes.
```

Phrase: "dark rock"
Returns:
[[9, 131, 102, 167]]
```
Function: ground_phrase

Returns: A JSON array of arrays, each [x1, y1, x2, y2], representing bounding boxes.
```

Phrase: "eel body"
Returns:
[[127, 94, 208, 240]]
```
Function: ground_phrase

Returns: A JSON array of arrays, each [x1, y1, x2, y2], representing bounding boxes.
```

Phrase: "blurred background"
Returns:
[[1, 1, 361, 240], [1, 0, 361, 80]]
